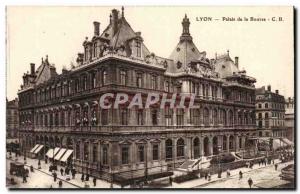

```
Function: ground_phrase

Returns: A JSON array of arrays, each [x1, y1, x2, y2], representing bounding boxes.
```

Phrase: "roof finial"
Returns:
[[215, 53, 217, 59], [227, 49, 229, 56], [182, 14, 190, 35], [109, 14, 112, 24], [121, 6, 124, 18], [41, 57, 44, 63]]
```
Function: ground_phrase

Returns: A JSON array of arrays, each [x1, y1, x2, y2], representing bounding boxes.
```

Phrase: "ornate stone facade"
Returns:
[[18, 8, 257, 181]]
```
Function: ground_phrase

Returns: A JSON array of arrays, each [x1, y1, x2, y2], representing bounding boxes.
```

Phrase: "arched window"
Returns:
[[176, 138, 185, 158], [265, 103, 268, 108], [193, 137, 200, 159], [165, 139, 173, 160], [213, 109, 218, 125], [229, 136, 234, 150], [203, 108, 209, 126], [223, 136, 227, 151]]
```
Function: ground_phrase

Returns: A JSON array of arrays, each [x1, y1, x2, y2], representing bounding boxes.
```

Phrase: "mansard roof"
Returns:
[[169, 15, 206, 73], [214, 51, 239, 79]]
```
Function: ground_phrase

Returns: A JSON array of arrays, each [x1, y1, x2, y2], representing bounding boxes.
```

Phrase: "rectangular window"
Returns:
[[101, 110, 108, 125], [121, 109, 128, 125], [120, 70, 127, 86], [137, 110, 144, 125], [138, 145, 145, 162], [121, 146, 129, 165], [151, 75, 157, 90], [152, 144, 159, 161], [151, 109, 158, 126], [136, 72, 143, 88], [165, 108, 173, 126], [176, 109, 184, 126]]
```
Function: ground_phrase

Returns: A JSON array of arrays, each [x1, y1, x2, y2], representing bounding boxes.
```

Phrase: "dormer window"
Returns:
[[93, 42, 97, 57], [136, 41, 141, 57]]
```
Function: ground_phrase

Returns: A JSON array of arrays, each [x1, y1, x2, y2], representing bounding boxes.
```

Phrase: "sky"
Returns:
[[6, 6, 294, 100]]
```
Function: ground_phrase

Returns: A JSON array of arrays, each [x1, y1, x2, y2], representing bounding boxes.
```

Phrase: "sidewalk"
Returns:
[[6, 153, 120, 188], [166, 159, 285, 188]]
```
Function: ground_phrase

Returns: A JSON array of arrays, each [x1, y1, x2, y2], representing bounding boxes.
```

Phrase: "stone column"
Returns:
[[208, 136, 213, 156], [185, 137, 191, 160], [226, 135, 230, 152], [200, 136, 204, 157], [235, 135, 239, 151], [161, 139, 166, 161]]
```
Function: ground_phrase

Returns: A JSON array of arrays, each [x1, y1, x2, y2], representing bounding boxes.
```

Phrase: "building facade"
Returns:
[[18, 8, 257, 181], [255, 86, 286, 138], [6, 98, 19, 139], [285, 97, 294, 141]]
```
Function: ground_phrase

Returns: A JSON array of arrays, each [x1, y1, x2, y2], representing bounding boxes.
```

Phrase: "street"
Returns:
[[6, 153, 120, 189], [196, 161, 294, 188]]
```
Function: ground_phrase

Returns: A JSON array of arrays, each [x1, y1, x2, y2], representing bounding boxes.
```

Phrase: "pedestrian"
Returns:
[[239, 171, 243, 180], [72, 169, 76, 179], [226, 169, 230, 178], [93, 177, 97, 187], [218, 169, 222, 178], [60, 168, 64, 176], [204, 172, 208, 180], [258, 160, 260, 166], [58, 180, 63, 188], [169, 176, 173, 186], [81, 173, 85, 182], [45, 157, 48, 164], [275, 163, 278, 171], [22, 174, 27, 183], [53, 171, 57, 182], [38, 160, 41, 169], [86, 174, 90, 181], [248, 177, 253, 188], [208, 172, 211, 181], [272, 159, 275, 165], [30, 165, 34, 172]]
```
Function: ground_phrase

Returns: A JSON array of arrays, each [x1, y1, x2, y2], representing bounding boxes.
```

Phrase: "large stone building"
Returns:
[[285, 97, 294, 141], [255, 86, 286, 137], [18, 8, 257, 182], [6, 98, 19, 139]]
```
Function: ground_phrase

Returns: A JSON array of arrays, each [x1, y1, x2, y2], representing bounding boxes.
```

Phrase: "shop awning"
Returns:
[[60, 149, 73, 162], [30, 144, 40, 153], [54, 148, 67, 160], [34, 145, 44, 154], [46, 147, 60, 158]]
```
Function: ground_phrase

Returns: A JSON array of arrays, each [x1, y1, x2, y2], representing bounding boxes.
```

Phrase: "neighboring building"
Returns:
[[255, 85, 286, 137], [285, 97, 294, 141], [18, 8, 257, 182], [6, 98, 19, 139]]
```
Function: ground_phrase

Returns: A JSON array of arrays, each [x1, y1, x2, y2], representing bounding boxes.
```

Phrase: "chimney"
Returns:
[[30, 63, 35, 75], [111, 9, 119, 36], [93, 21, 100, 36], [267, 85, 271, 92], [275, 90, 279, 94], [235, 57, 239, 68]]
